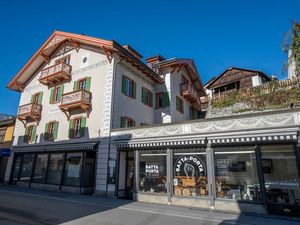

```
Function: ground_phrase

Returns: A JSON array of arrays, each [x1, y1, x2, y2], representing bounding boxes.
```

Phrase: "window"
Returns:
[[214, 146, 260, 202], [24, 126, 36, 143], [0, 128, 6, 143], [46, 153, 64, 185], [45, 121, 59, 141], [63, 153, 83, 186], [32, 154, 48, 183], [173, 149, 208, 197], [11, 154, 22, 182], [139, 150, 167, 194], [122, 75, 136, 98], [182, 75, 188, 84], [69, 117, 86, 138], [176, 96, 184, 114], [142, 87, 153, 107], [19, 154, 34, 182], [73, 77, 91, 92], [120, 116, 136, 128], [50, 86, 63, 104], [31, 92, 43, 104], [156, 92, 170, 108], [189, 107, 200, 120], [55, 55, 70, 65], [78, 78, 87, 90]]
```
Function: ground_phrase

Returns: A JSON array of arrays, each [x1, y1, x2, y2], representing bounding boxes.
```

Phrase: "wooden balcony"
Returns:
[[39, 62, 72, 86], [59, 90, 92, 120], [17, 103, 42, 127], [180, 83, 200, 103]]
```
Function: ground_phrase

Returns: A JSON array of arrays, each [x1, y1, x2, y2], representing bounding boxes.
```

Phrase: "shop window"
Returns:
[[156, 92, 170, 108], [139, 150, 167, 194], [0, 128, 6, 143], [173, 149, 208, 197], [32, 154, 48, 183], [122, 75, 136, 99], [120, 116, 136, 128], [63, 153, 83, 187], [214, 147, 260, 201], [46, 153, 64, 185], [261, 145, 300, 208], [11, 154, 22, 182], [176, 96, 184, 114], [19, 154, 35, 182]]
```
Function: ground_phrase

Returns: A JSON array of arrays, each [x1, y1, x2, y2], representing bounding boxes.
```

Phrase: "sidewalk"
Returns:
[[0, 185, 299, 225]]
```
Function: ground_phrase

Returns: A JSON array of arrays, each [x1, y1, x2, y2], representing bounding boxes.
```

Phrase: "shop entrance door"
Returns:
[[125, 151, 135, 199], [81, 151, 96, 194]]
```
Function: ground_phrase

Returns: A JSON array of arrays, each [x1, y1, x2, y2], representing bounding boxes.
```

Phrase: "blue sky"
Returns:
[[0, 0, 300, 115]]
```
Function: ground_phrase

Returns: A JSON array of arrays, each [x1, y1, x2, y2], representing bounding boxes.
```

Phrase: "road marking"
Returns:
[[0, 189, 276, 225]]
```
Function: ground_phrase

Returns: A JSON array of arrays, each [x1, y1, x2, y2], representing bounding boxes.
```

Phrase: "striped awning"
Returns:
[[12, 141, 99, 153]]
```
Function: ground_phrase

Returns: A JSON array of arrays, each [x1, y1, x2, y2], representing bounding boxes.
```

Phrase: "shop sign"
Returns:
[[0, 149, 11, 157], [145, 163, 160, 178], [174, 155, 206, 178]]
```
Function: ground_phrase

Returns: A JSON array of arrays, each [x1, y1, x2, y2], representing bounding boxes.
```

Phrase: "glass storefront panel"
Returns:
[[19, 154, 34, 182], [214, 146, 260, 201], [63, 152, 82, 186], [173, 149, 208, 197], [46, 153, 64, 185], [261, 145, 300, 207], [11, 154, 22, 181], [32, 154, 48, 183], [139, 150, 167, 194]]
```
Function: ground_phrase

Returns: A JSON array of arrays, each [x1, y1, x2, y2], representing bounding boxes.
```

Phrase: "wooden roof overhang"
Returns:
[[153, 58, 205, 96], [7, 31, 163, 92]]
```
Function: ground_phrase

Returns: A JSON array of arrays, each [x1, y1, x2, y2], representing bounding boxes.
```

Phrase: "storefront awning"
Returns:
[[12, 141, 99, 153]]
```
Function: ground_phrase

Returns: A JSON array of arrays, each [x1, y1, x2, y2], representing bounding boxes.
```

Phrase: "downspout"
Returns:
[[106, 56, 124, 198]]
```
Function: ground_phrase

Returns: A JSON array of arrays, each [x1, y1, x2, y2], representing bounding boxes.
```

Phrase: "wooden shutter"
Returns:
[[162, 92, 170, 108], [54, 121, 59, 140], [68, 119, 74, 138], [31, 126, 36, 143], [24, 127, 28, 142], [133, 81, 136, 99], [30, 94, 34, 103], [176, 96, 179, 111], [122, 76, 126, 94], [85, 77, 91, 91], [49, 88, 54, 104], [80, 117, 86, 137], [120, 117, 124, 128], [149, 92, 153, 107], [73, 81, 78, 91], [58, 85, 64, 101], [141, 87, 145, 104], [38, 92, 43, 104], [44, 123, 49, 141]]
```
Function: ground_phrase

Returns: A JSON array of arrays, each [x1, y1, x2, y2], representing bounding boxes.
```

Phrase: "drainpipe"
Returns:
[[105, 56, 124, 198]]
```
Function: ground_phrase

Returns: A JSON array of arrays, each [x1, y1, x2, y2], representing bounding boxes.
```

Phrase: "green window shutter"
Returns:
[[38, 92, 43, 104], [85, 77, 91, 91], [133, 81, 136, 99], [176, 96, 179, 111], [141, 87, 145, 104], [54, 121, 59, 140], [30, 95, 34, 103], [24, 127, 28, 142], [149, 92, 153, 107], [122, 76, 126, 94], [189, 106, 193, 119], [31, 126, 37, 143], [49, 88, 54, 104], [80, 117, 86, 137], [162, 92, 170, 108], [68, 119, 74, 138], [73, 80, 78, 91], [120, 117, 124, 128], [58, 85, 64, 101], [44, 123, 49, 141], [132, 119, 136, 127]]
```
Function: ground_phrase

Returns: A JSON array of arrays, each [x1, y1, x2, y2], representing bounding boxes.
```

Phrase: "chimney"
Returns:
[[145, 55, 165, 69], [123, 45, 143, 60]]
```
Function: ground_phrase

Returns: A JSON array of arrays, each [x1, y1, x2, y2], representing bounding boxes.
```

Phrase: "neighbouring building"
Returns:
[[205, 67, 271, 99], [0, 114, 15, 183], [288, 49, 299, 79], [4, 31, 300, 217]]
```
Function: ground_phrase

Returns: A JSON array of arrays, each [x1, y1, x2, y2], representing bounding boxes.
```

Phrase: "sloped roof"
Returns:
[[153, 58, 205, 95], [7, 31, 163, 91]]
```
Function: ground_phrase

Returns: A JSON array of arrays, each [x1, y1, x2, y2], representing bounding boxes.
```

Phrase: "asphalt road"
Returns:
[[0, 188, 299, 225]]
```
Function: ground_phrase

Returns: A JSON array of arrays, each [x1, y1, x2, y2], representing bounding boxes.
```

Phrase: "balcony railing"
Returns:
[[180, 83, 200, 103], [39, 62, 72, 86], [17, 103, 42, 127], [59, 90, 92, 120]]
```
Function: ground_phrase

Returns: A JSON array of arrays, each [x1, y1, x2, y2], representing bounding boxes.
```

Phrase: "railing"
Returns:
[[60, 90, 91, 106], [40, 62, 72, 79], [18, 103, 42, 116], [180, 83, 200, 100]]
